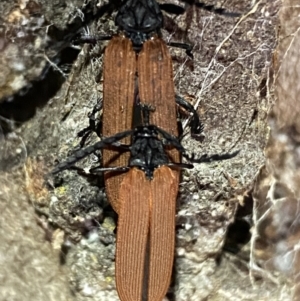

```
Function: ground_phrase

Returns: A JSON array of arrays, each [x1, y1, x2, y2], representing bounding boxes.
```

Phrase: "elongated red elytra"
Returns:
[[114, 38, 181, 301], [138, 37, 181, 164], [102, 35, 136, 213], [116, 166, 178, 301], [101, 31, 187, 301], [138, 38, 177, 136], [147, 166, 178, 301]]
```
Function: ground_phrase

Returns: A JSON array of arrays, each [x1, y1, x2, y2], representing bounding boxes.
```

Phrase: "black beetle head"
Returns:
[[116, 0, 163, 49]]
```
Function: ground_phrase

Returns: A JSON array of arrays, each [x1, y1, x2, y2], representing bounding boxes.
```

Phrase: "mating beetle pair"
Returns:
[[52, 1, 240, 301]]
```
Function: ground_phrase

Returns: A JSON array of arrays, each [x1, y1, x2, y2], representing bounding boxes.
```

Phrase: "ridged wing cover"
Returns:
[[116, 168, 150, 301], [103, 36, 136, 213], [138, 38, 180, 164], [148, 166, 178, 301], [137, 39, 180, 301], [115, 167, 178, 301]]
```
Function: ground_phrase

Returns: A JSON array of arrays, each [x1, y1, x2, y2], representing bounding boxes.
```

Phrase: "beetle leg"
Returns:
[[73, 34, 112, 46], [160, 1, 240, 18], [191, 2, 241, 17], [175, 95, 204, 140], [154, 127, 186, 153], [78, 98, 103, 147], [185, 149, 240, 163], [90, 166, 130, 174], [167, 41, 193, 58], [166, 162, 194, 170], [51, 129, 134, 174]]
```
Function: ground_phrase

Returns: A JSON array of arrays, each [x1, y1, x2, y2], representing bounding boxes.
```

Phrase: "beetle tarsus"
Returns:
[[78, 98, 103, 147], [90, 166, 130, 174], [167, 42, 193, 58], [175, 95, 204, 139], [73, 34, 112, 46], [185, 149, 240, 163]]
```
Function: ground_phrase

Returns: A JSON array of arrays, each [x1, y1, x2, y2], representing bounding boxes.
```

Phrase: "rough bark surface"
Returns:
[[0, 171, 72, 301], [0, 0, 288, 300], [253, 1, 300, 300]]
